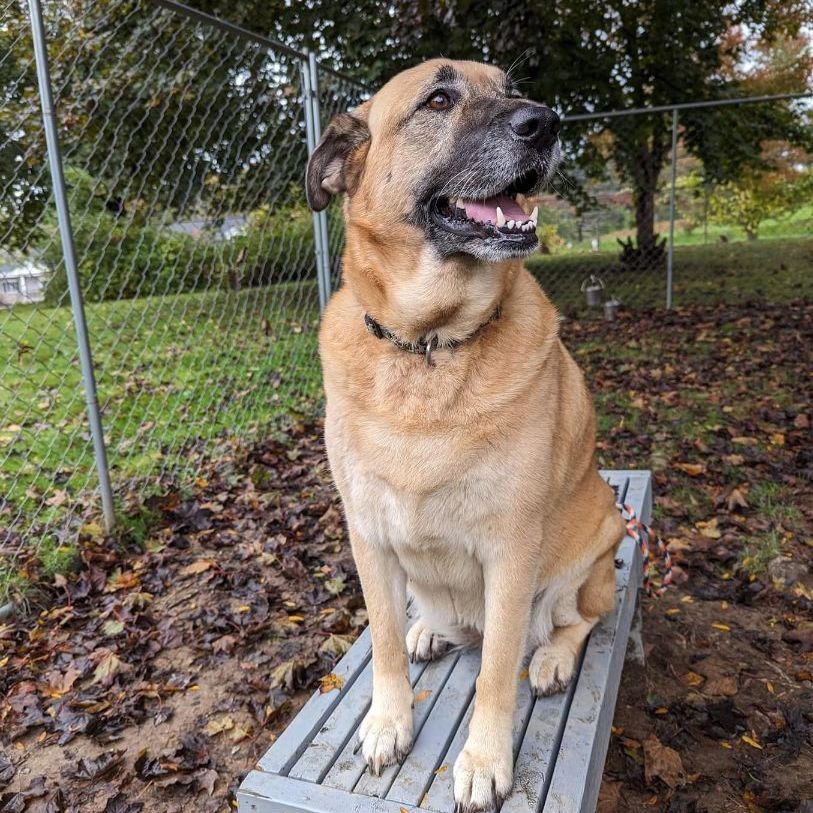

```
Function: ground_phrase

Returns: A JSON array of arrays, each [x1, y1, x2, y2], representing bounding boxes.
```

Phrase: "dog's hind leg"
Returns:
[[529, 548, 616, 697], [406, 583, 480, 662]]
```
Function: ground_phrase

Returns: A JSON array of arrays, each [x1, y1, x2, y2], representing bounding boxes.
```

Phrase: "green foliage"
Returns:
[[525, 236, 813, 311], [536, 223, 565, 254], [213, 0, 812, 252], [749, 482, 802, 524], [709, 166, 813, 239], [0, 285, 322, 520], [38, 539, 80, 578], [43, 212, 219, 303], [41, 170, 316, 303], [738, 530, 783, 576]]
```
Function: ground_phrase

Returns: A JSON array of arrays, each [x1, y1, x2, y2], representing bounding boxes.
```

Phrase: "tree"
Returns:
[[0, 0, 319, 250], [709, 142, 813, 239], [190, 0, 812, 260], [2, 0, 810, 258]]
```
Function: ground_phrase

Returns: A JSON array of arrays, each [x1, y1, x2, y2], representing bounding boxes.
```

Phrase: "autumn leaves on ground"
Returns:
[[1, 302, 811, 813]]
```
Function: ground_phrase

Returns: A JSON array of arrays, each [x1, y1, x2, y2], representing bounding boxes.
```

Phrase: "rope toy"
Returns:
[[618, 502, 673, 597]]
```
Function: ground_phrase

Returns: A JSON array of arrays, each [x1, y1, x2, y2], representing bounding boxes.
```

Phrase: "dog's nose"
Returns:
[[509, 104, 561, 149]]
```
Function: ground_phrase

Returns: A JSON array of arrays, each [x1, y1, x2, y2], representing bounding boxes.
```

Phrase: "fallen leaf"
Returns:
[[597, 779, 623, 813], [0, 751, 15, 788], [91, 650, 130, 686], [104, 793, 143, 813], [179, 559, 215, 576], [195, 768, 219, 795], [675, 462, 705, 477], [102, 619, 125, 636], [643, 734, 686, 789], [414, 689, 432, 703], [45, 490, 68, 507], [726, 487, 749, 511], [318, 673, 345, 693], [204, 716, 234, 737], [696, 518, 721, 539]]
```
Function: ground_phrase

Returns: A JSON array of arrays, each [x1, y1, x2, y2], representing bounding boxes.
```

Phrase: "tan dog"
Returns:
[[306, 59, 624, 813]]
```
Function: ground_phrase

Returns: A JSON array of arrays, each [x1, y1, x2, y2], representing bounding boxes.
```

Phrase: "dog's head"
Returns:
[[306, 59, 561, 264]]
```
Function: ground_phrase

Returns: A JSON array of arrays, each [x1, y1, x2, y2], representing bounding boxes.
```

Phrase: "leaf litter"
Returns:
[[1, 301, 811, 812]]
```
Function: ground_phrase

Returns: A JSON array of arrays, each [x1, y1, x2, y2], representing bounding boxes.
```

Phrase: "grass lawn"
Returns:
[[549, 204, 813, 255], [0, 283, 322, 536], [527, 236, 813, 313]]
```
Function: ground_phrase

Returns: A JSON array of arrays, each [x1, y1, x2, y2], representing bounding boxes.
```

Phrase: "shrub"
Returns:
[[42, 199, 317, 303], [43, 213, 225, 303]]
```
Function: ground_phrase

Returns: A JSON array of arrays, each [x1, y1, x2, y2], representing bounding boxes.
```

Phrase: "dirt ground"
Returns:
[[1, 301, 811, 813]]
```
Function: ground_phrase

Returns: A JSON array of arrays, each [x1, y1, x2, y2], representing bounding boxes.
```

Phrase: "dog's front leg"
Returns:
[[350, 528, 413, 775], [454, 551, 537, 812]]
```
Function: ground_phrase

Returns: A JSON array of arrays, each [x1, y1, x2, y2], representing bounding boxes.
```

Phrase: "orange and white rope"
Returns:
[[618, 502, 673, 597]]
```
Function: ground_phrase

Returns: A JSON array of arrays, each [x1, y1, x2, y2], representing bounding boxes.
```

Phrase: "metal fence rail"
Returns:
[[0, 0, 810, 602]]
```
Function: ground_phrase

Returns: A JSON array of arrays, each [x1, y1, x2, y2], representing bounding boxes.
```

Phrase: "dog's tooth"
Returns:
[[456, 197, 466, 210], [495, 207, 506, 228], [530, 206, 538, 227], [507, 219, 515, 229]]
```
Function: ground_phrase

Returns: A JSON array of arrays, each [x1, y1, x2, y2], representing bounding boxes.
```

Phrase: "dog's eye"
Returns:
[[425, 91, 452, 111]]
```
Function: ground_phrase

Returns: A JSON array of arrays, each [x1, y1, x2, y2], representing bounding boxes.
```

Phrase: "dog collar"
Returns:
[[363, 306, 501, 368]]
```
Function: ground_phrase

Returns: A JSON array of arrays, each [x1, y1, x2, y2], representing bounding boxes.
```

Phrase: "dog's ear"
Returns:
[[306, 110, 370, 212]]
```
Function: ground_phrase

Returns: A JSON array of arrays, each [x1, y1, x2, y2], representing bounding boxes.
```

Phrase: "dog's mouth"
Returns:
[[426, 168, 541, 257]]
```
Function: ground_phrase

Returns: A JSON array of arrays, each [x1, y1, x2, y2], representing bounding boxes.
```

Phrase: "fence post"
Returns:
[[309, 53, 333, 303], [28, 0, 116, 531], [666, 107, 678, 309], [301, 51, 331, 312]]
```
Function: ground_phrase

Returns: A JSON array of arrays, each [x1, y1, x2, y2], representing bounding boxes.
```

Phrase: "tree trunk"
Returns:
[[634, 179, 658, 255], [746, 228, 757, 240], [617, 116, 669, 257]]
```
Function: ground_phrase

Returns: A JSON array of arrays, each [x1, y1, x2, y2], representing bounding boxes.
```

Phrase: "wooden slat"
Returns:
[[340, 651, 462, 796], [540, 483, 646, 813], [384, 649, 481, 807], [257, 627, 372, 775], [420, 671, 536, 812], [290, 658, 427, 783], [240, 770, 421, 813]]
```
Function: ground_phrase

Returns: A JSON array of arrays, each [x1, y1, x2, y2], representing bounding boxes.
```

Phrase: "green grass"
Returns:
[[749, 482, 802, 525], [527, 236, 813, 313], [738, 529, 784, 577], [1, 283, 322, 528], [552, 204, 813, 254]]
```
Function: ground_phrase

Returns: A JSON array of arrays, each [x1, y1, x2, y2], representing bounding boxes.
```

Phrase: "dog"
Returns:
[[306, 59, 625, 812]]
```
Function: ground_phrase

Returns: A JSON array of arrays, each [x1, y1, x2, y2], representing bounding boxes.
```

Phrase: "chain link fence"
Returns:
[[1, 0, 811, 603], [0, 0, 366, 596]]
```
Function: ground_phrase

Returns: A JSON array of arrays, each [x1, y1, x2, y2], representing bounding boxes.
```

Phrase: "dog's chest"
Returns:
[[341, 444, 505, 557]]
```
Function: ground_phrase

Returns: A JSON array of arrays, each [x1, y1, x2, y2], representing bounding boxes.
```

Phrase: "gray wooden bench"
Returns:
[[238, 470, 651, 813]]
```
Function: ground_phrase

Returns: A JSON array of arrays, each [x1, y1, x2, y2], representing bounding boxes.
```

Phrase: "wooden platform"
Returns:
[[238, 470, 651, 813]]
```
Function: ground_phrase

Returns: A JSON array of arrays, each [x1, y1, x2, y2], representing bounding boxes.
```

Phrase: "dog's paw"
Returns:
[[358, 707, 413, 776], [406, 619, 449, 663], [529, 642, 577, 697], [453, 739, 513, 812]]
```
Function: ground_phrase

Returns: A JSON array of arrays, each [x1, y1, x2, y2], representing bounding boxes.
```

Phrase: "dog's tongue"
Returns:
[[462, 195, 527, 224]]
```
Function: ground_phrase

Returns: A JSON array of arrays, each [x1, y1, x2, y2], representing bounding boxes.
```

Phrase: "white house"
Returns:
[[0, 259, 48, 306]]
